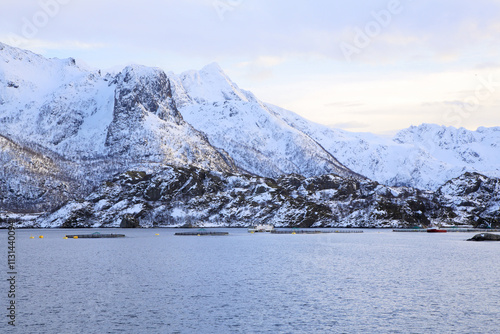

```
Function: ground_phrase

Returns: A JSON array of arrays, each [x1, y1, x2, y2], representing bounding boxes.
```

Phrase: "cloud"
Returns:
[[330, 121, 370, 130], [236, 56, 286, 81], [325, 102, 364, 108]]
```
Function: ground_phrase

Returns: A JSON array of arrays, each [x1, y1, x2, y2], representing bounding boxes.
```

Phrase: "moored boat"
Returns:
[[427, 228, 447, 233]]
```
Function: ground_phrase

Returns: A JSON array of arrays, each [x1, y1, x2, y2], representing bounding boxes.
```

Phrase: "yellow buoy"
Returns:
[[73, 236, 78, 239], [197, 234, 201, 236], [292, 232, 296, 235], [63, 236, 68, 239], [29, 236, 34, 239], [155, 233, 160, 236], [39, 235, 44, 239]]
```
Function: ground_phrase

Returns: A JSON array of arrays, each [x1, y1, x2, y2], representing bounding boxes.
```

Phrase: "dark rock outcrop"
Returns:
[[467, 233, 500, 241]]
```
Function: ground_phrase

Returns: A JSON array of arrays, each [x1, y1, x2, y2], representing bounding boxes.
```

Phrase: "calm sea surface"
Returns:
[[2, 228, 500, 333]]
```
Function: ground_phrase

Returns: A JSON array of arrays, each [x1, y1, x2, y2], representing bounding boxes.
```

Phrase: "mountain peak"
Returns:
[[119, 64, 163, 79], [180, 63, 248, 103], [200, 62, 224, 74]]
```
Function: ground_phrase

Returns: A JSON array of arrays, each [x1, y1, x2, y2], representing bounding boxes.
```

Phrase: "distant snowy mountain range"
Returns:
[[272, 108, 500, 190], [1, 42, 499, 227]]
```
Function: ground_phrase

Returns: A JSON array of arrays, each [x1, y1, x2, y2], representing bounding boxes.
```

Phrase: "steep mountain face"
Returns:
[[269, 105, 500, 190], [173, 63, 360, 179], [29, 166, 500, 229], [102, 65, 237, 171]]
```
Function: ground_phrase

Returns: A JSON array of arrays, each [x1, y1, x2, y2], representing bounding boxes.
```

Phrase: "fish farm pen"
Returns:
[[270, 230, 363, 234], [174, 231, 229, 236], [65, 233, 126, 238]]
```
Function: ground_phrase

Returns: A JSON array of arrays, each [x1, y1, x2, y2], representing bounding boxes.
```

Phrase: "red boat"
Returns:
[[427, 228, 447, 233]]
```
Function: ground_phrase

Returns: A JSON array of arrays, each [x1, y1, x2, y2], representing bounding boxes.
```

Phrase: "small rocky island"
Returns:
[[467, 233, 500, 241]]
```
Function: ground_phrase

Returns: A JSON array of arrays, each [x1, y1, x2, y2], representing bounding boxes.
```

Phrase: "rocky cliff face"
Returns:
[[104, 65, 237, 171], [34, 165, 434, 228]]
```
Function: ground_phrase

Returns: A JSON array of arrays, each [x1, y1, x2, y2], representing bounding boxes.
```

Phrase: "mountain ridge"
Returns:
[[268, 104, 500, 190]]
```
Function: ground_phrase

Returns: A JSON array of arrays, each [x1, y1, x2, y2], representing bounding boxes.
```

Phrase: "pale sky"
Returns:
[[1, 0, 500, 134]]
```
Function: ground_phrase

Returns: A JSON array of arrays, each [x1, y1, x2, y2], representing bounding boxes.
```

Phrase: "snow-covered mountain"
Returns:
[[0, 43, 362, 210], [0, 134, 75, 212], [1, 42, 499, 217], [0, 43, 243, 210], [435, 172, 500, 226], [168, 60, 500, 190], [269, 105, 500, 190], [0, 43, 236, 171]]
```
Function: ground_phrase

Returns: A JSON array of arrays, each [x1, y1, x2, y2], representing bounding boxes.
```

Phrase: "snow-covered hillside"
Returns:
[[435, 172, 500, 226], [0, 134, 75, 212], [28, 166, 500, 229], [173, 63, 359, 179], [32, 165, 433, 228]]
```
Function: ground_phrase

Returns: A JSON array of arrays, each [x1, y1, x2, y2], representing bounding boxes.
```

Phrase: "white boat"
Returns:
[[248, 224, 274, 233]]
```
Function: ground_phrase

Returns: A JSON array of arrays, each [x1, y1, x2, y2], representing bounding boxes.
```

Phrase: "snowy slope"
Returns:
[[435, 172, 500, 226], [174, 63, 360, 179], [0, 42, 114, 157], [268, 104, 500, 190]]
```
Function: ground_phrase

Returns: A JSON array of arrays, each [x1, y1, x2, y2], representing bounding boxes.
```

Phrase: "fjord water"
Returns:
[[3, 229, 500, 333]]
